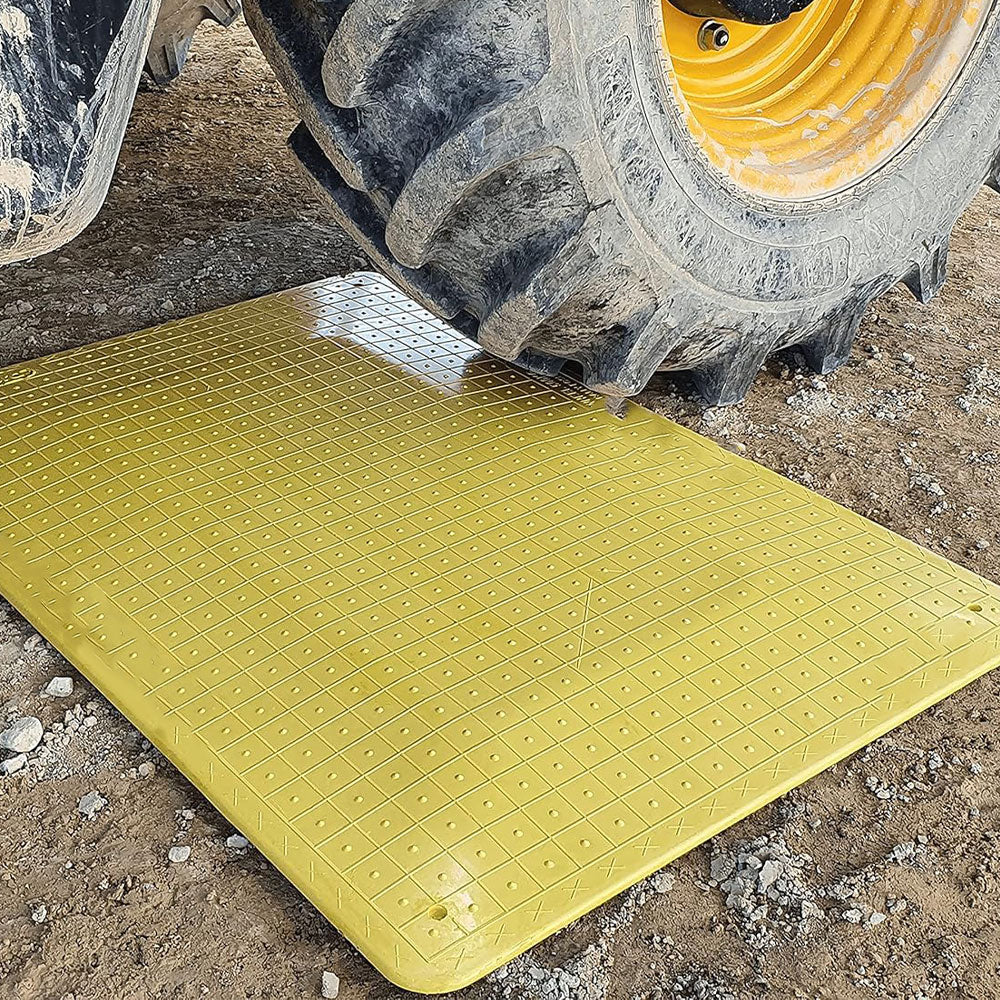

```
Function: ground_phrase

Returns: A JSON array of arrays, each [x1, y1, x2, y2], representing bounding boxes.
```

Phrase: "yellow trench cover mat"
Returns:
[[1, 273, 999, 992]]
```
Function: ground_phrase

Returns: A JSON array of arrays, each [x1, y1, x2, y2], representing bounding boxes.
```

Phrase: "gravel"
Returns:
[[226, 834, 249, 850], [168, 845, 191, 864], [491, 945, 609, 1000], [957, 364, 1000, 414], [887, 838, 928, 865], [709, 833, 824, 947], [1, 716, 43, 753], [647, 970, 737, 1000]]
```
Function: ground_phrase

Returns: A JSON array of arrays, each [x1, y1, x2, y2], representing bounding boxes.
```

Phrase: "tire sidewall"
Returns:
[[560, 0, 1000, 312]]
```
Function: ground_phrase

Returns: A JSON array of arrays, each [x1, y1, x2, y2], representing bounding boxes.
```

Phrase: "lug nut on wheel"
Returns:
[[698, 19, 730, 50]]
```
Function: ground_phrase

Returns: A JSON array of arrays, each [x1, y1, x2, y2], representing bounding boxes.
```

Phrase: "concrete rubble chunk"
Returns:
[[0, 716, 43, 754], [651, 870, 675, 894], [321, 970, 340, 998], [44, 676, 74, 698], [78, 790, 107, 820], [2, 753, 27, 775], [710, 854, 735, 885], [758, 859, 784, 893], [168, 845, 191, 863]]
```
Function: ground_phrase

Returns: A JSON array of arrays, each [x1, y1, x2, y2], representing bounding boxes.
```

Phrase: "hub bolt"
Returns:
[[698, 19, 730, 51]]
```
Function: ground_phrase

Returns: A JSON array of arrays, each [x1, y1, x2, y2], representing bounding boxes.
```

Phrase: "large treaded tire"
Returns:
[[243, 0, 1000, 403]]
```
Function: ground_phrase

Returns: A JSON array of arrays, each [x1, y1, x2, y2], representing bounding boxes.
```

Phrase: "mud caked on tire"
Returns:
[[243, 0, 1000, 403], [146, 0, 242, 84]]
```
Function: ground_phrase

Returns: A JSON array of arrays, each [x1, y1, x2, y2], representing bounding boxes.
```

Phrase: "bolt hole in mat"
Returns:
[[1, 272, 999, 992]]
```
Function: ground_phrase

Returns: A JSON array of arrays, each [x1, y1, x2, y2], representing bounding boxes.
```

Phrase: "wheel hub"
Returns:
[[659, 0, 989, 199], [669, 0, 815, 26]]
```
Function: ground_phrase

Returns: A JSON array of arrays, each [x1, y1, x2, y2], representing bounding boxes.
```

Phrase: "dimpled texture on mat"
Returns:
[[1, 273, 999, 991]]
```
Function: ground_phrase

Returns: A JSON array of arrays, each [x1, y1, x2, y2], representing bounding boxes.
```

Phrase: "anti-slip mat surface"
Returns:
[[1, 272, 998, 992]]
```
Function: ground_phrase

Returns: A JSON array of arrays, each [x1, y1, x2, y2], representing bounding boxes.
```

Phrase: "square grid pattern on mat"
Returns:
[[1, 272, 998, 992]]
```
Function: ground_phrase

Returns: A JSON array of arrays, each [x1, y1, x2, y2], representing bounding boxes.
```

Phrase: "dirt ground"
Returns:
[[2, 18, 1000, 1000]]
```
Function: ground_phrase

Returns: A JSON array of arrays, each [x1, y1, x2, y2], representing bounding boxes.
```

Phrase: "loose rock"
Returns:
[[0, 716, 43, 754], [77, 790, 107, 820], [321, 970, 340, 999], [650, 870, 675, 894], [43, 676, 74, 698], [168, 845, 191, 864], [226, 834, 249, 850], [1, 753, 27, 775]]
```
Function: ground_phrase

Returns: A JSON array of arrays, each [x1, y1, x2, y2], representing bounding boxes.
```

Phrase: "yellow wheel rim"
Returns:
[[660, 0, 989, 199]]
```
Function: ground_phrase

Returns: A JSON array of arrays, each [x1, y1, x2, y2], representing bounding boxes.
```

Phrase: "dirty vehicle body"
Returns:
[[3, 0, 1000, 403], [0, 0, 236, 265], [0, 0, 151, 266]]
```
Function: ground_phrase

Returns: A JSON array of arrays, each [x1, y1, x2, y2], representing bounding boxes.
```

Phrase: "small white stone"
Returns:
[[1, 753, 26, 775], [321, 971, 340, 999], [226, 834, 249, 850], [137, 762, 156, 778], [83, 716, 98, 728], [0, 716, 43, 754], [168, 845, 191, 864], [44, 676, 74, 698], [78, 790, 108, 820], [30, 903, 47, 924]]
